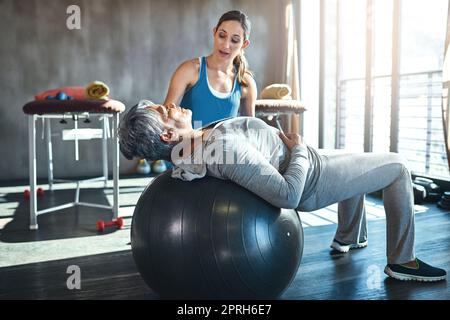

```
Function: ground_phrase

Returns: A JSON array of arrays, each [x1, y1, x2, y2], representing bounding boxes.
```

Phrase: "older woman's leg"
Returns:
[[334, 194, 367, 248], [383, 163, 416, 264], [298, 152, 414, 264]]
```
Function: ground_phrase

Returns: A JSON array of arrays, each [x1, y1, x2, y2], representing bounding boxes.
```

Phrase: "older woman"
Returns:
[[119, 100, 447, 282]]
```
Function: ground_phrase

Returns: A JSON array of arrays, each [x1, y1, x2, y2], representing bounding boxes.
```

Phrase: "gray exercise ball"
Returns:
[[131, 171, 304, 299]]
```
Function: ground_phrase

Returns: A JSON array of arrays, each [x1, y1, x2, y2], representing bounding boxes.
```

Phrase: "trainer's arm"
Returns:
[[239, 74, 257, 116], [163, 59, 199, 106]]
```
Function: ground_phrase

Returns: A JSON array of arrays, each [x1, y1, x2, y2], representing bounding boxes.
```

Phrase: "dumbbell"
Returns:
[[23, 188, 45, 199], [437, 191, 450, 210], [45, 91, 73, 101], [413, 183, 426, 204], [413, 177, 441, 202], [96, 217, 124, 232]]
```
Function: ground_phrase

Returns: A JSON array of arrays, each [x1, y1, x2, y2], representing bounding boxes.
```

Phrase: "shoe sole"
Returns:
[[384, 266, 447, 282], [330, 241, 368, 253]]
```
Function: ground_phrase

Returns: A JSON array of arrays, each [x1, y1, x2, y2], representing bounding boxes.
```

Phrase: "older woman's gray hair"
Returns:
[[118, 100, 174, 161]]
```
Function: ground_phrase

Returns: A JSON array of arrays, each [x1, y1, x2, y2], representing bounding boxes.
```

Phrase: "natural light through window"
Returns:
[[309, 0, 449, 178]]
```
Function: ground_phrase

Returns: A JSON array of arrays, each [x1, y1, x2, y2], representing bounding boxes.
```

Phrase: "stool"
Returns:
[[23, 99, 125, 230], [255, 99, 307, 134]]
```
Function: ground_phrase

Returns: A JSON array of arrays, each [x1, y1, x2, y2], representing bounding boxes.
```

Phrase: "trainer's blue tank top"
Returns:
[[180, 56, 242, 128]]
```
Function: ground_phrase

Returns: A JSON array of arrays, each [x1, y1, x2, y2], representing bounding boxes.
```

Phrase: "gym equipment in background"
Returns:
[[413, 177, 442, 202], [131, 171, 304, 299], [96, 217, 124, 232], [255, 99, 306, 134], [438, 191, 450, 211], [151, 160, 167, 174], [413, 183, 427, 204], [136, 159, 151, 175], [45, 91, 73, 100], [23, 188, 44, 200], [23, 99, 125, 230], [35, 81, 110, 101]]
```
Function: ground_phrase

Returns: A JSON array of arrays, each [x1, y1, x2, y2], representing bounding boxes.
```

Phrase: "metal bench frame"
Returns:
[[27, 112, 119, 230]]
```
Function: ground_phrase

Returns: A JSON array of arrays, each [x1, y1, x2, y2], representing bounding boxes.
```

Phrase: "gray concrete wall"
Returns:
[[0, 0, 284, 181]]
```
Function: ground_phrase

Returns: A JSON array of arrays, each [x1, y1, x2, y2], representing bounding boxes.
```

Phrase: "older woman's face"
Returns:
[[148, 103, 192, 130]]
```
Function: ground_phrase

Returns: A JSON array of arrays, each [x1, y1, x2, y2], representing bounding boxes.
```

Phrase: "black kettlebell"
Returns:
[[437, 191, 450, 210], [413, 177, 441, 202], [412, 183, 427, 204]]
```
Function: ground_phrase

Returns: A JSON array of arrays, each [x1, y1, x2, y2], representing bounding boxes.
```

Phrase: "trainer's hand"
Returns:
[[279, 132, 304, 151]]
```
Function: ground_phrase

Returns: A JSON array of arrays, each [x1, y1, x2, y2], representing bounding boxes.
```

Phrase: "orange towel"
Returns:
[[35, 86, 86, 100], [35, 81, 110, 100]]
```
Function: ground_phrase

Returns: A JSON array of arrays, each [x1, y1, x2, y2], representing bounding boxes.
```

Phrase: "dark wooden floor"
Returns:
[[285, 209, 450, 300], [0, 177, 449, 300]]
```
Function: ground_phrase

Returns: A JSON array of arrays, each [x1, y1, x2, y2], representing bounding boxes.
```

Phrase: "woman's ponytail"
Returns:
[[233, 52, 253, 87]]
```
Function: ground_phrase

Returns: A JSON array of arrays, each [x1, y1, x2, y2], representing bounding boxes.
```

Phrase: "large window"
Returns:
[[312, 0, 449, 178], [398, 0, 449, 176]]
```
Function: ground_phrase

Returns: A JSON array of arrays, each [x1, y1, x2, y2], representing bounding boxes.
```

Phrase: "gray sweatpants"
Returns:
[[297, 151, 415, 264]]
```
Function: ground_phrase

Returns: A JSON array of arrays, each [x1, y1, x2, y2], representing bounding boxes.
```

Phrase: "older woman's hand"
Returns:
[[279, 132, 304, 151]]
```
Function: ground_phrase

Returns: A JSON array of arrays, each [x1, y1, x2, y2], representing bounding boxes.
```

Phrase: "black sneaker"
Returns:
[[384, 258, 447, 282]]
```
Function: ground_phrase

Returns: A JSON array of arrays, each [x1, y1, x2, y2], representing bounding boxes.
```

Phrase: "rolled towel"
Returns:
[[260, 84, 292, 99], [85, 81, 110, 100]]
